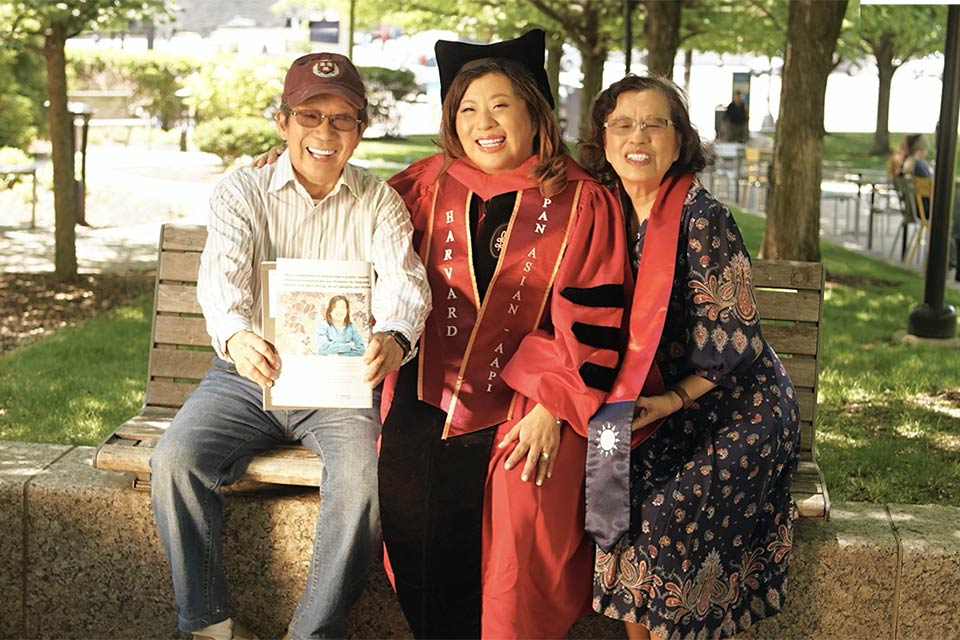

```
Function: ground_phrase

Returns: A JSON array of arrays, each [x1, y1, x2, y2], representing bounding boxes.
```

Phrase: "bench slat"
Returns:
[[154, 315, 209, 347], [157, 283, 202, 314], [146, 379, 199, 408], [754, 289, 821, 322], [762, 325, 819, 356], [778, 357, 816, 389], [159, 252, 201, 283], [751, 261, 825, 291], [150, 348, 213, 380], [95, 438, 323, 486], [162, 224, 207, 251]]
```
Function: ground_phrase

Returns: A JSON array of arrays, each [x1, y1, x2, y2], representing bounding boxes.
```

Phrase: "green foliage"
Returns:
[[68, 48, 198, 129], [0, 47, 39, 150], [193, 116, 281, 165], [857, 3, 946, 65], [183, 56, 288, 123], [360, 66, 421, 138], [0, 295, 152, 446]]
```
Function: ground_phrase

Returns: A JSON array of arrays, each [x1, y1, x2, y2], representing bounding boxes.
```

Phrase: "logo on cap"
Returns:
[[312, 60, 340, 78]]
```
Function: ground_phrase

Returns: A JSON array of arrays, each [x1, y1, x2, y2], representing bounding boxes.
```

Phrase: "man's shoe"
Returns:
[[192, 619, 259, 640]]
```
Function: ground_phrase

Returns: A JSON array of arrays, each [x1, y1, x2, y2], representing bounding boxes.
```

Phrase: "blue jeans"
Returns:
[[151, 358, 381, 639]]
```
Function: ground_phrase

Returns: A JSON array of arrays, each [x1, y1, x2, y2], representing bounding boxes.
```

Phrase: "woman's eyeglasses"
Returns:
[[604, 116, 673, 136], [289, 110, 361, 132]]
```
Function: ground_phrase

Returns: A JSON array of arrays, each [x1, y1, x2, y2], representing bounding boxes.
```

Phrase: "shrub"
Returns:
[[359, 66, 421, 138], [0, 49, 40, 150], [68, 48, 198, 130], [183, 57, 287, 123], [193, 117, 280, 165]]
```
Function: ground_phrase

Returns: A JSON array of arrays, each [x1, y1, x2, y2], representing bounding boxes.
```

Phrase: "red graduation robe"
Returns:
[[386, 153, 629, 638]]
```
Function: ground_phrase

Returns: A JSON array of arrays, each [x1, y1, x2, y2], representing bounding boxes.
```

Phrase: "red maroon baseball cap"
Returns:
[[283, 52, 367, 110]]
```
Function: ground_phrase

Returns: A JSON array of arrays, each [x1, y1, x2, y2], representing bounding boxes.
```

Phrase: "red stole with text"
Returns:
[[417, 159, 582, 438]]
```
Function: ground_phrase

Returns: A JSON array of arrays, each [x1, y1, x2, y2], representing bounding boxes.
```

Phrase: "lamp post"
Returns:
[[908, 4, 959, 339]]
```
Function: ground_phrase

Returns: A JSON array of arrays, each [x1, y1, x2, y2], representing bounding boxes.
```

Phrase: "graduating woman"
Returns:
[[379, 30, 629, 639]]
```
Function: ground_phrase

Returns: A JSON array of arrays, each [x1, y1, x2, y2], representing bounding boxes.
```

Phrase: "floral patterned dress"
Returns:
[[593, 180, 800, 639]]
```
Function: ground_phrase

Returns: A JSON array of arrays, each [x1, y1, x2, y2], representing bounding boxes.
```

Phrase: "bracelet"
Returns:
[[667, 385, 694, 411]]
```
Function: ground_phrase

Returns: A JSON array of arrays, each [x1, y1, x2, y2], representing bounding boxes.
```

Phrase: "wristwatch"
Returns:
[[383, 330, 411, 359]]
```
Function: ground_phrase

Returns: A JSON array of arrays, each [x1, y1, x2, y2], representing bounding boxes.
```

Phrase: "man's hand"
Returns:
[[225, 330, 281, 390], [362, 332, 404, 387]]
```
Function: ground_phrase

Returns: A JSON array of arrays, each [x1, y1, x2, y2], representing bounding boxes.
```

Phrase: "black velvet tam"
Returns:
[[434, 28, 554, 109]]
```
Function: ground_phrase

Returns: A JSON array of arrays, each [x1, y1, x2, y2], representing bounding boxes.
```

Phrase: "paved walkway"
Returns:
[[1, 144, 958, 290]]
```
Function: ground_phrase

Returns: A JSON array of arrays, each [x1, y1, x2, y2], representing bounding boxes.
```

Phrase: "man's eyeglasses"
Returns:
[[290, 109, 361, 132], [604, 116, 673, 136]]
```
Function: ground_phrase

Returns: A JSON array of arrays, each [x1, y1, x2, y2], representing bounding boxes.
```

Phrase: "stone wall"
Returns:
[[2, 441, 958, 639]]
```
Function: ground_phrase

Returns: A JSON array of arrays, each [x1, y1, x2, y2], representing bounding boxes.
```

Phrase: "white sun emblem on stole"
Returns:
[[595, 421, 622, 456]]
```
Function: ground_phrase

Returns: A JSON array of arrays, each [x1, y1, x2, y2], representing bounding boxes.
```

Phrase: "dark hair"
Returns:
[[325, 295, 352, 326], [279, 99, 370, 128], [579, 74, 710, 187], [438, 58, 568, 198]]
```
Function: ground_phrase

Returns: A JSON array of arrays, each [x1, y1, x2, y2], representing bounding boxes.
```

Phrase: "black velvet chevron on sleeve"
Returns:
[[579, 362, 619, 392], [571, 322, 621, 351], [560, 283, 625, 308]]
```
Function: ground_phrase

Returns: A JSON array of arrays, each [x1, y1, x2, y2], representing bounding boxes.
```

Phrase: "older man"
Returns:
[[150, 52, 431, 640]]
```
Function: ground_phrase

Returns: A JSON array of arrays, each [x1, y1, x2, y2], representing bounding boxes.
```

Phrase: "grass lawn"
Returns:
[[733, 209, 960, 507], [821, 131, 936, 171], [2, 135, 958, 508]]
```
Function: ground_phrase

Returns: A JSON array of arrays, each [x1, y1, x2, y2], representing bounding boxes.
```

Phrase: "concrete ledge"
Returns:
[[2, 441, 960, 638], [0, 442, 72, 638]]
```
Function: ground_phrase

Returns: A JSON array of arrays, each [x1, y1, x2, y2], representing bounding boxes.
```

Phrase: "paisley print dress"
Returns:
[[592, 180, 800, 639]]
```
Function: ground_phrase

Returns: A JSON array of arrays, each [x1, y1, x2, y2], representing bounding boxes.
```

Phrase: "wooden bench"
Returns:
[[93, 223, 829, 519]]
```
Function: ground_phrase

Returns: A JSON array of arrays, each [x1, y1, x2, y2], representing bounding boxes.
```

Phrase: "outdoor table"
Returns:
[[0, 163, 39, 228]]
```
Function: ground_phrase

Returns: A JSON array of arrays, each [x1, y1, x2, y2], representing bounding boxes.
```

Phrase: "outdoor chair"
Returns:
[[891, 175, 930, 265], [737, 146, 772, 211]]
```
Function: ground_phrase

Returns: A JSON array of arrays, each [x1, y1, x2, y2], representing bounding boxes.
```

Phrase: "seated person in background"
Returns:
[[317, 295, 365, 356], [902, 133, 932, 179], [888, 133, 932, 178]]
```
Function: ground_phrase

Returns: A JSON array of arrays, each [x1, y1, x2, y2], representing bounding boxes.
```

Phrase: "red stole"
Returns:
[[617, 173, 694, 447], [417, 158, 582, 438]]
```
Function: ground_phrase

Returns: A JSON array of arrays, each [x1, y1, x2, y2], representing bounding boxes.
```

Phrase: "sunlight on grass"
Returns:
[[0, 293, 151, 445]]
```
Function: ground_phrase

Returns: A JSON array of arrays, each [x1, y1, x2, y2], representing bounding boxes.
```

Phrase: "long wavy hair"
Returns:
[[325, 295, 353, 327], [579, 74, 711, 188], [438, 58, 568, 197]]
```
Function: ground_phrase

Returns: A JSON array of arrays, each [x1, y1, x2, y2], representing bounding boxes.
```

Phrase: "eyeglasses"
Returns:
[[604, 116, 673, 136], [289, 109, 361, 132]]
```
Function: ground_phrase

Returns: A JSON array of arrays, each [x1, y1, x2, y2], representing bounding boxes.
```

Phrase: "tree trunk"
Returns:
[[871, 34, 895, 156], [761, 0, 848, 262], [45, 21, 78, 281], [546, 34, 563, 111], [577, 6, 607, 139], [683, 48, 693, 93], [643, 0, 682, 78]]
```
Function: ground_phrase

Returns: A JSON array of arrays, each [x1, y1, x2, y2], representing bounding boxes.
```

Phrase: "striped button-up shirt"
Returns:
[[198, 151, 431, 360]]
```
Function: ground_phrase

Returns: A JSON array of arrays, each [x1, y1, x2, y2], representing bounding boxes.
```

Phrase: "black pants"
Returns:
[[378, 361, 495, 639]]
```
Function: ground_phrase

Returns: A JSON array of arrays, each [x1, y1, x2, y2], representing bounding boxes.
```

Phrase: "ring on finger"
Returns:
[[540, 451, 550, 461]]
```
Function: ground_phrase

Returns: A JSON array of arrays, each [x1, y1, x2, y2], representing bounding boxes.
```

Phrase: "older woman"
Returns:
[[579, 75, 800, 639], [379, 30, 628, 639]]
